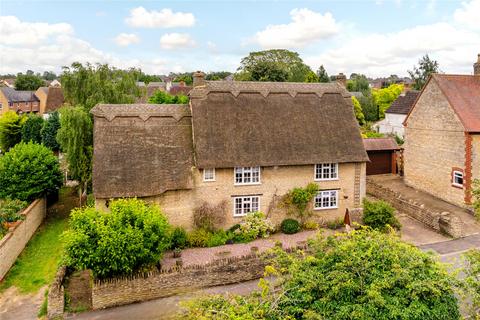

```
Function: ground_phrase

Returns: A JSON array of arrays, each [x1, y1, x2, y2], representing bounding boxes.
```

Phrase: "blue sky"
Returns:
[[1, 0, 479, 77]]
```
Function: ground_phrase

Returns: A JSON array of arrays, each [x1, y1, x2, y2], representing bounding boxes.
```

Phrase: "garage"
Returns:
[[363, 138, 400, 175]]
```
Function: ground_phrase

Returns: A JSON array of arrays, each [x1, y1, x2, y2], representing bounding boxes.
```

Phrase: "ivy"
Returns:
[[281, 183, 319, 220]]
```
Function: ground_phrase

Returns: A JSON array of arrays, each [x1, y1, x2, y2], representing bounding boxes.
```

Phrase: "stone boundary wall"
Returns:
[[367, 179, 463, 238], [48, 266, 67, 320], [92, 253, 269, 310], [0, 198, 46, 280]]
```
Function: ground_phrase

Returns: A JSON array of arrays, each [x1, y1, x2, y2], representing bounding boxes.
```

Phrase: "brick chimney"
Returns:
[[474, 54, 480, 76], [193, 71, 206, 87], [335, 73, 347, 87]]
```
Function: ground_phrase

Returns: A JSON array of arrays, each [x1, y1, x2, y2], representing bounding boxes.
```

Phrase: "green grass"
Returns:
[[0, 187, 77, 294]]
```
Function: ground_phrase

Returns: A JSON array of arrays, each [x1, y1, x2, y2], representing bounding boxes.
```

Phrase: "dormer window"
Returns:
[[234, 166, 261, 185], [315, 163, 338, 181], [203, 168, 215, 182]]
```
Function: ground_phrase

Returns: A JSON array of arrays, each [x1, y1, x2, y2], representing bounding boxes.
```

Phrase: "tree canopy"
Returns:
[[21, 113, 44, 144], [205, 71, 232, 81], [352, 96, 365, 125], [61, 62, 140, 111], [347, 74, 370, 93], [316, 65, 330, 83], [179, 229, 460, 319], [148, 91, 189, 104], [0, 111, 24, 152], [235, 49, 313, 82], [14, 73, 44, 91], [41, 111, 61, 151], [408, 54, 440, 90], [372, 83, 404, 118]]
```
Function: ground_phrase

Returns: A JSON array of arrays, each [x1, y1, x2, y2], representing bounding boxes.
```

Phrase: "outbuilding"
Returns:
[[363, 138, 400, 175]]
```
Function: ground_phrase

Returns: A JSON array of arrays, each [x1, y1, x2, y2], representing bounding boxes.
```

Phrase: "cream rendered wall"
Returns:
[[96, 163, 366, 229], [375, 113, 407, 137], [404, 79, 466, 207]]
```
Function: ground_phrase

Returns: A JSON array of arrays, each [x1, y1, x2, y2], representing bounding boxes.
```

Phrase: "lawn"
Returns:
[[0, 187, 77, 294]]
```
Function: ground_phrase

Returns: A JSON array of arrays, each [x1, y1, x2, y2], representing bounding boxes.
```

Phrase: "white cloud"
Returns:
[[304, 21, 480, 77], [125, 7, 195, 28], [160, 33, 196, 50], [0, 16, 73, 46], [454, 0, 480, 30], [114, 33, 140, 46], [250, 8, 339, 49]]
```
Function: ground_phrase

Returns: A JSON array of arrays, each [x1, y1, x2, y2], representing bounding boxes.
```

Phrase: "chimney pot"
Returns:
[[193, 71, 206, 87], [335, 73, 347, 87], [474, 54, 480, 76]]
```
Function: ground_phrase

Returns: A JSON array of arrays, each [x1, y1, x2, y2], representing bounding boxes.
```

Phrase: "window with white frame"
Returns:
[[203, 168, 215, 182], [314, 190, 338, 210], [452, 170, 463, 187], [315, 163, 338, 180], [234, 166, 261, 185], [233, 196, 260, 217]]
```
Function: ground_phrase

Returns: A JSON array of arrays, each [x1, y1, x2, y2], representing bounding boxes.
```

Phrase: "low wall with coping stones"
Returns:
[[0, 198, 46, 280], [92, 253, 269, 310], [367, 179, 463, 238], [48, 266, 67, 320]]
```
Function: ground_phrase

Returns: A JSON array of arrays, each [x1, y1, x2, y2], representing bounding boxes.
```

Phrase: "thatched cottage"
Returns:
[[91, 73, 368, 229], [404, 55, 480, 208]]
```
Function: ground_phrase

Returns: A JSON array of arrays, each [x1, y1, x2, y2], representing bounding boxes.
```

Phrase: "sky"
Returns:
[[0, 0, 479, 78]]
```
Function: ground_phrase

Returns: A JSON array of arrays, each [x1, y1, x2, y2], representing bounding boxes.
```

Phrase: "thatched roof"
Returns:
[[190, 81, 368, 168], [91, 104, 194, 198]]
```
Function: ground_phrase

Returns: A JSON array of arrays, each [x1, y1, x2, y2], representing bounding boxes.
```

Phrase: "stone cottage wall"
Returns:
[[47, 266, 67, 320], [404, 79, 466, 208], [0, 198, 46, 280], [92, 254, 267, 310]]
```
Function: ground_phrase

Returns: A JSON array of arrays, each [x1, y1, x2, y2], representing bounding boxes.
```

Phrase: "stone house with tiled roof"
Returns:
[[375, 90, 419, 138], [91, 72, 368, 229], [404, 55, 480, 209]]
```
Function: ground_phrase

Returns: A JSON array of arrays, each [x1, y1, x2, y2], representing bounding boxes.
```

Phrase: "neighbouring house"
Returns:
[[403, 55, 480, 208], [169, 81, 192, 96], [0, 79, 15, 88], [0, 87, 40, 115], [34, 87, 64, 116], [91, 72, 369, 229], [363, 138, 400, 175], [375, 90, 419, 137]]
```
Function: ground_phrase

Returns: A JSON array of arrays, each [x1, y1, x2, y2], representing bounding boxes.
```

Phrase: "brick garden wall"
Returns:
[[367, 179, 463, 238], [92, 253, 267, 310], [0, 198, 46, 280]]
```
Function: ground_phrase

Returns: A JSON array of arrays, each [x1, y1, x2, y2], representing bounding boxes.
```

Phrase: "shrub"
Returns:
[[206, 229, 230, 247], [463, 249, 480, 318], [21, 113, 44, 144], [62, 198, 171, 278], [148, 90, 189, 104], [0, 142, 63, 201], [232, 212, 275, 242], [180, 229, 461, 319], [0, 198, 28, 223], [363, 198, 400, 231], [280, 219, 300, 234], [326, 217, 344, 230], [0, 111, 24, 151], [171, 227, 188, 249], [187, 228, 212, 247], [193, 201, 227, 232], [302, 220, 319, 230]]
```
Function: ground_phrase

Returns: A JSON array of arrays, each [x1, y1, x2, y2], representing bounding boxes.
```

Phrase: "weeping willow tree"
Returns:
[[61, 62, 140, 112], [57, 106, 92, 205]]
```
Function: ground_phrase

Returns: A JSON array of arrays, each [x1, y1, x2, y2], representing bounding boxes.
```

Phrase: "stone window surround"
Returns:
[[314, 163, 339, 181], [451, 167, 464, 189], [314, 189, 339, 210], [232, 195, 260, 217], [203, 168, 215, 182], [234, 166, 261, 185]]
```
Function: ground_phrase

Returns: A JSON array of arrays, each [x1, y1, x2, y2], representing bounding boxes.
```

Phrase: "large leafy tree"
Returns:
[[408, 54, 440, 90], [61, 62, 140, 112], [14, 73, 44, 90], [148, 91, 189, 104], [235, 49, 312, 82], [316, 65, 330, 83], [21, 113, 44, 144], [304, 71, 319, 83], [0, 142, 63, 201], [0, 111, 24, 151], [56, 106, 92, 203], [352, 96, 365, 125], [372, 83, 404, 118], [41, 111, 61, 151], [42, 71, 57, 81], [347, 73, 370, 92], [180, 229, 460, 319]]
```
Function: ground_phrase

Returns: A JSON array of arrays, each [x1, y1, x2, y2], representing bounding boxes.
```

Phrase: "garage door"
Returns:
[[367, 151, 392, 175]]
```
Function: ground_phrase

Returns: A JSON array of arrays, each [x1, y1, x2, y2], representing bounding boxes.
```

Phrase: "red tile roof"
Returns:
[[363, 138, 400, 151], [432, 74, 480, 132]]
